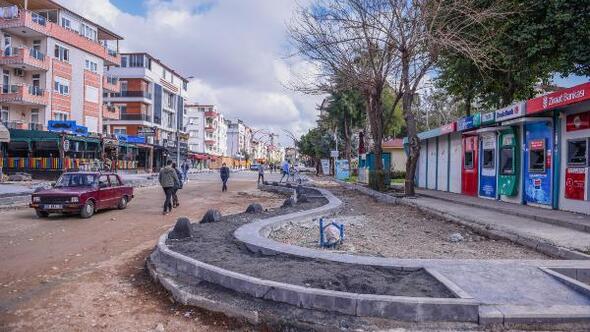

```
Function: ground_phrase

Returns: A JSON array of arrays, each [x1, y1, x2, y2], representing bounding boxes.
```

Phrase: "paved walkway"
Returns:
[[417, 189, 590, 231], [404, 194, 590, 254]]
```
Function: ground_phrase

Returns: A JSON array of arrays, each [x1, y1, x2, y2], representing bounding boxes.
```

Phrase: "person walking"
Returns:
[[172, 162, 183, 208], [257, 162, 265, 184], [279, 160, 290, 183], [181, 159, 190, 183], [158, 160, 179, 215], [220, 162, 230, 192]]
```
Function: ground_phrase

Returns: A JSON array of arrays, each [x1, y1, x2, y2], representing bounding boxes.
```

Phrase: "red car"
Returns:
[[30, 172, 134, 219]]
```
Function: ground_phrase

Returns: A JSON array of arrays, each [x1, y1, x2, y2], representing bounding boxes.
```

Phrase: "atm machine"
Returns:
[[498, 128, 519, 197], [564, 137, 590, 201], [478, 132, 497, 199], [523, 121, 553, 207], [461, 135, 478, 196]]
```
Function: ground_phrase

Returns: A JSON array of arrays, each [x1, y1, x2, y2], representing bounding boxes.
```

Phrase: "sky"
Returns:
[[59, 0, 322, 146], [59, 0, 587, 146]]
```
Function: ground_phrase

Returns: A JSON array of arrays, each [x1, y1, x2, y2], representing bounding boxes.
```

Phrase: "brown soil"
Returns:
[[0, 174, 284, 331]]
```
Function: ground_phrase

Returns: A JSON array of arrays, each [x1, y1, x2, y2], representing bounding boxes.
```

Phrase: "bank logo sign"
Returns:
[[496, 101, 525, 121], [457, 113, 481, 131]]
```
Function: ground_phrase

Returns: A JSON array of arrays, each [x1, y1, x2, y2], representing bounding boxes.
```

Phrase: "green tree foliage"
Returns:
[[437, 0, 590, 109]]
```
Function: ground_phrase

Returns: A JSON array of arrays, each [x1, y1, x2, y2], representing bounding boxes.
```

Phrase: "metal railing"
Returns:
[[28, 85, 44, 96], [105, 76, 118, 85], [2, 47, 45, 61], [29, 48, 45, 61], [119, 112, 151, 121], [30, 12, 46, 26], [111, 90, 152, 99], [107, 48, 117, 57], [28, 122, 44, 130], [0, 84, 44, 96]]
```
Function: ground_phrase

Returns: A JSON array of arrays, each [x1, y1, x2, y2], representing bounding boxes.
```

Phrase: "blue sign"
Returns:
[[48, 120, 77, 133], [457, 114, 481, 131], [126, 135, 145, 144], [523, 122, 552, 206], [116, 134, 128, 142], [335, 159, 350, 180], [74, 125, 88, 136]]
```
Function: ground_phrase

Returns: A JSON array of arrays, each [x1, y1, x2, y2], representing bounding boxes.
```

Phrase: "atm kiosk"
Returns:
[[498, 128, 519, 197], [523, 121, 554, 207], [564, 137, 590, 200], [478, 132, 497, 199], [461, 135, 478, 196]]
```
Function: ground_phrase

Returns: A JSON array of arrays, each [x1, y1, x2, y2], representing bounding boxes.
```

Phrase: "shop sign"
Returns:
[[330, 150, 339, 158], [564, 167, 587, 200], [527, 82, 590, 114], [457, 113, 481, 131], [566, 111, 590, 132], [126, 136, 145, 144], [63, 139, 70, 152], [116, 134, 128, 142], [530, 139, 545, 150], [481, 112, 496, 125], [48, 120, 77, 133], [138, 127, 156, 136], [496, 102, 525, 121], [502, 134, 514, 146], [320, 159, 330, 175], [439, 122, 456, 134], [335, 159, 350, 180]]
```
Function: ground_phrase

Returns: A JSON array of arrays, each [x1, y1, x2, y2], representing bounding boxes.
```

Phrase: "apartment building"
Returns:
[[103, 52, 189, 168], [226, 119, 252, 159], [185, 103, 205, 153], [199, 104, 228, 156], [0, 0, 121, 133]]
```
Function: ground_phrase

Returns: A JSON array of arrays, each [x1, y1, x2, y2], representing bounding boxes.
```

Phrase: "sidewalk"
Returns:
[[417, 189, 590, 232]]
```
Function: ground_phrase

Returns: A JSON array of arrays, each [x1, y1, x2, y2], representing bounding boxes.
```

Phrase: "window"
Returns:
[[1, 106, 8, 122], [98, 175, 110, 188], [53, 112, 68, 121], [482, 149, 494, 169], [85, 59, 98, 73], [464, 151, 474, 169], [162, 68, 167, 79], [54, 77, 70, 95], [121, 55, 128, 67], [500, 147, 514, 175], [119, 105, 127, 113], [31, 109, 39, 124], [108, 175, 121, 186], [567, 139, 588, 167], [85, 85, 99, 103], [60, 17, 71, 30], [128, 54, 145, 68], [82, 24, 97, 41], [183, 81, 188, 91], [113, 127, 127, 135], [54, 45, 69, 62]]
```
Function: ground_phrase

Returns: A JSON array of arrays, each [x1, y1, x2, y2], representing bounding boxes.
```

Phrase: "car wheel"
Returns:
[[118, 196, 128, 210], [80, 201, 95, 219], [35, 209, 49, 218]]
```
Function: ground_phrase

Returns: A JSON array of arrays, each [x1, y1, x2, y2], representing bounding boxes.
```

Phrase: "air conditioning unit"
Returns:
[[14, 68, 24, 77]]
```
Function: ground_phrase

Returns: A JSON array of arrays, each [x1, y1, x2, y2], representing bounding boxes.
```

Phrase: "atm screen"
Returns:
[[464, 151, 474, 169], [500, 147, 514, 175], [567, 139, 588, 166], [529, 148, 546, 173], [482, 149, 495, 169]]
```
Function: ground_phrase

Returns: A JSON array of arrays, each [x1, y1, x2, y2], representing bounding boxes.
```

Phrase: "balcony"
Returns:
[[0, 10, 50, 37], [0, 47, 49, 71], [204, 139, 216, 145], [103, 75, 120, 93], [205, 125, 216, 132], [0, 84, 48, 106], [204, 110, 218, 118], [119, 112, 152, 121], [110, 90, 152, 99], [102, 105, 119, 120]]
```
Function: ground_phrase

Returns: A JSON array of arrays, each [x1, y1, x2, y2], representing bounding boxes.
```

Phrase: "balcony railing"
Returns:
[[0, 47, 49, 70], [119, 113, 152, 121], [0, 84, 48, 105], [109, 90, 152, 99], [30, 12, 46, 26], [29, 122, 44, 130]]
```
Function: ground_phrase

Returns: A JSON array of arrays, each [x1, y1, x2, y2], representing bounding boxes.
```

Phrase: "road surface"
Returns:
[[0, 172, 284, 331]]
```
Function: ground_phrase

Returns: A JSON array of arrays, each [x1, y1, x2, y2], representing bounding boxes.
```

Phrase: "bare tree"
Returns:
[[288, 0, 506, 193]]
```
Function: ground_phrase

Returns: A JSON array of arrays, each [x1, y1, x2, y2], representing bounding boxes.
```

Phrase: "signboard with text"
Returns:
[[527, 82, 590, 114], [496, 101, 526, 121], [320, 159, 330, 175], [457, 113, 481, 131], [481, 112, 496, 125], [566, 111, 590, 132], [565, 167, 588, 201]]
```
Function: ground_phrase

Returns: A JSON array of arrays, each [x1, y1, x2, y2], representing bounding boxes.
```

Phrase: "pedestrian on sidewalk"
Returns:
[[158, 160, 179, 215], [279, 160, 289, 183], [172, 162, 183, 208], [181, 159, 190, 183], [220, 162, 230, 192], [257, 162, 265, 184]]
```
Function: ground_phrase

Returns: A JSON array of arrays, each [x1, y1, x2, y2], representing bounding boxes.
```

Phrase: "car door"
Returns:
[[97, 175, 112, 209], [108, 174, 122, 207]]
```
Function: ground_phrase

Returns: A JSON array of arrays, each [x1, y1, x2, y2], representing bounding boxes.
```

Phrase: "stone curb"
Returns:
[[150, 185, 479, 322], [333, 179, 590, 260]]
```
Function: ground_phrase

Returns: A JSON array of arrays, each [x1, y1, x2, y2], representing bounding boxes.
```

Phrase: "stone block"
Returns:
[[200, 209, 222, 223], [246, 203, 263, 214], [263, 286, 301, 307], [168, 217, 192, 239]]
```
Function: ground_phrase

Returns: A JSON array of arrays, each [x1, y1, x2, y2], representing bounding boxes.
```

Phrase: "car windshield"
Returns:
[[55, 174, 97, 187]]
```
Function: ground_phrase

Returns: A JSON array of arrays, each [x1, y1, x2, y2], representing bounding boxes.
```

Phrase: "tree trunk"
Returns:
[[401, 52, 419, 196], [366, 86, 385, 191]]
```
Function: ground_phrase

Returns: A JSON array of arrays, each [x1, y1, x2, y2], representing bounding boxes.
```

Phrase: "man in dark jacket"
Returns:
[[172, 162, 183, 208], [220, 162, 230, 192], [159, 160, 179, 215]]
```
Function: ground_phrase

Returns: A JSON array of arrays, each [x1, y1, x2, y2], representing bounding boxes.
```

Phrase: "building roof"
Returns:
[[4, 0, 123, 40], [382, 138, 404, 149], [120, 52, 190, 83]]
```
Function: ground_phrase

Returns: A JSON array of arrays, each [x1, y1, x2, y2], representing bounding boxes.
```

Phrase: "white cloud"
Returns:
[[58, 0, 322, 145]]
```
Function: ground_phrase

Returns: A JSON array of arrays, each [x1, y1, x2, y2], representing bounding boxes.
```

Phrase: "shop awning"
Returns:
[[0, 123, 9, 143]]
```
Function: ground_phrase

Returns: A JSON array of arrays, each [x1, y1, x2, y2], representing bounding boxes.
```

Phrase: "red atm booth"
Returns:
[[462, 135, 479, 196]]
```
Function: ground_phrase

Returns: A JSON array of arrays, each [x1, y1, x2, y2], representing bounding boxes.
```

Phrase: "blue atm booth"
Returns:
[[523, 121, 553, 206], [479, 131, 497, 199]]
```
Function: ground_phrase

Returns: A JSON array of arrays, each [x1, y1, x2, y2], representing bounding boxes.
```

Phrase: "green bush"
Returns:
[[369, 169, 391, 191], [391, 170, 406, 179]]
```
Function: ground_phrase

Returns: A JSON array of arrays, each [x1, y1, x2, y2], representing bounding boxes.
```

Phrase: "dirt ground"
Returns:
[[271, 186, 551, 260], [0, 173, 284, 331]]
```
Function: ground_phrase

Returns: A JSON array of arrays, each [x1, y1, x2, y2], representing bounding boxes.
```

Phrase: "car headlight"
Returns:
[[70, 197, 79, 203], [33, 196, 40, 203]]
